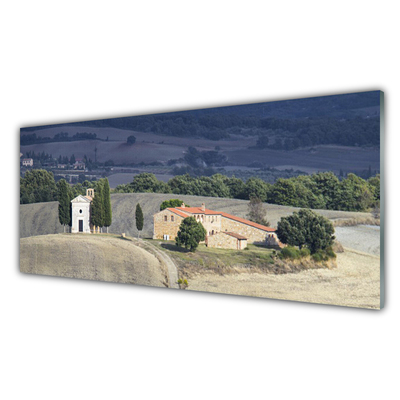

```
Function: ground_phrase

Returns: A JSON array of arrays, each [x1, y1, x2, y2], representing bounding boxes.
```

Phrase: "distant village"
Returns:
[[19, 151, 134, 184]]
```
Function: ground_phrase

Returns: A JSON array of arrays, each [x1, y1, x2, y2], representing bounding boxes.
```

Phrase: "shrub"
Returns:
[[300, 248, 311, 257], [177, 278, 188, 289], [279, 246, 301, 259], [325, 247, 337, 259], [312, 252, 323, 262], [127, 135, 136, 145]]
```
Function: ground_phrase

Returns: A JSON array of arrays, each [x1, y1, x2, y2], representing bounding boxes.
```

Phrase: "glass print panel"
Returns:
[[19, 91, 383, 309]]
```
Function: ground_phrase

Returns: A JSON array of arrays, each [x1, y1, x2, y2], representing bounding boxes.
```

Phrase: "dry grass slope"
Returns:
[[20, 234, 167, 287], [186, 249, 380, 309]]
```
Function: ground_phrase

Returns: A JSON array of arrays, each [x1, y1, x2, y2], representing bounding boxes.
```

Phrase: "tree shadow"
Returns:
[[160, 242, 191, 253]]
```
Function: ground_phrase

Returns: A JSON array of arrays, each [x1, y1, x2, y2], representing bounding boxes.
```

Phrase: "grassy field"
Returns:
[[20, 234, 168, 287], [19, 193, 374, 239], [21, 125, 254, 164], [185, 248, 380, 309], [148, 240, 335, 281], [21, 125, 379, 175], [225, 144, 379, 175]]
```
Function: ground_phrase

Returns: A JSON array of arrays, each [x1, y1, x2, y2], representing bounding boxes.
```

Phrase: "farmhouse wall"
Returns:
[[153, 206, 281, 247], [191, 213, 221, 236], [207, 232, 247, 250], [153, 209, 184, 239], [220, 217, 278, 245]]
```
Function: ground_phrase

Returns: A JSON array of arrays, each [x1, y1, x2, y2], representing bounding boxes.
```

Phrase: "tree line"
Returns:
[[20, 132, 100, 146], [81, 113, 379, 146], [114, 171, 380, 212], [20, 169, 380, 213], [20, 170, 97, 204], [256, 116, 379, 150]]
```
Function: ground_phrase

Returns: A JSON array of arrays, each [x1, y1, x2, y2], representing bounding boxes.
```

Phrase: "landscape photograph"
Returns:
[[19, 90, 383, 309]]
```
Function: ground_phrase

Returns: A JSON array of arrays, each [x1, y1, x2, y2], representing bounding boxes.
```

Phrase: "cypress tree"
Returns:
[[135, 203, 144, 239], [91, 180, 104, 232], [103, 178, 112, 233], [57, 179, 71, 232]]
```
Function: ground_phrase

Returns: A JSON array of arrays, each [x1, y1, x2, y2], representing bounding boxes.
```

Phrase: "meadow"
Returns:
[[21, 124, 379, 177]]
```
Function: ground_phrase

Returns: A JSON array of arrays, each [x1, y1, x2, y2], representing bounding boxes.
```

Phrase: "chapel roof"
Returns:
[[71, 195, 92, 203]]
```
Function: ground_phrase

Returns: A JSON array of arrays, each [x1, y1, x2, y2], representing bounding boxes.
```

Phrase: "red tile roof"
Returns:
[[166, 208, 189, 218], [219, 212, 276, 232], [175, 207, 221, 215], [171, 206, 276, 232]]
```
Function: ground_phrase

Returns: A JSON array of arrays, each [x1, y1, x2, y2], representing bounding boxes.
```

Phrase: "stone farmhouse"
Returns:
[[153, 203, 281, 250], [71, 188, 94, 233]]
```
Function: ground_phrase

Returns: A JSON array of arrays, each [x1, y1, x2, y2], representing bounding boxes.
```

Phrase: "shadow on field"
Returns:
[[160, 243, 191, 253]]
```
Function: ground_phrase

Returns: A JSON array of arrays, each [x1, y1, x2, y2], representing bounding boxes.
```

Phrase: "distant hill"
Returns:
[[21, 91, 380, 133], [20, 234, 167, 287], [20, 193, 372, 239]]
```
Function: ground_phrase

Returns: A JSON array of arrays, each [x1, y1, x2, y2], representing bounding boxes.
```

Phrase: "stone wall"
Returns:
[[207, 232, 247, 249], [153, 209, 184, 239], [192, 213, 221, 236], [153, 209, 281, 247], [220, 217, 279, 245]]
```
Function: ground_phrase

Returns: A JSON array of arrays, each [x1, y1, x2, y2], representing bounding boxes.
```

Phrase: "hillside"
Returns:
[[20, 193, 373, 239], [20, 234, 168, 287]]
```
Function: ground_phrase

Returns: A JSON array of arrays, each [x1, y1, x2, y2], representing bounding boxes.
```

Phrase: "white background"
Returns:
[[1, 1, 398, 399]]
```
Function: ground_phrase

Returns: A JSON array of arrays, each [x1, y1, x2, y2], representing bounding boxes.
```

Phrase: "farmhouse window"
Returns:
[[171, 215, 174, 222], [164, 215, 168, 222]]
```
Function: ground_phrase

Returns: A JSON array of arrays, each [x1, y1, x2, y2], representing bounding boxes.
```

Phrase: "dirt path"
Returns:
[[134, 238, 179, 289], [186, 248, 380, 309]]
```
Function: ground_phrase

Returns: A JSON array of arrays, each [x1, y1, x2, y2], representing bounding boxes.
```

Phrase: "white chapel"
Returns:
[[71, 188, 94, 233]]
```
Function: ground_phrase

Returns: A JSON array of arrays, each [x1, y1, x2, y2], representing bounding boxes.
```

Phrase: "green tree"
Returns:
[[310, 172, 340, 210], [226, 176, 246, 199], [20, 169, 57, 204], [168, 174, 197, 195], [91, 180, 104, 232], [335, 173, 373, 211], [243, 177, 270, 202], [367, 174, 380, 201], [175, 217, 207, 252], [57, 179, 71, 232], [130, 173, 169, 193], [277, 209, 335, 254], [103, 178, 112, 233], [135, 203, 144, 238], [160, 199, 189, 211], [127, 135, 136, 145]]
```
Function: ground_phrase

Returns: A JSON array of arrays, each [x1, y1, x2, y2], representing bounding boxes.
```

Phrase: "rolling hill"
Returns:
[[20, 234, 167, 287], [20, 193, 373, 239]]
